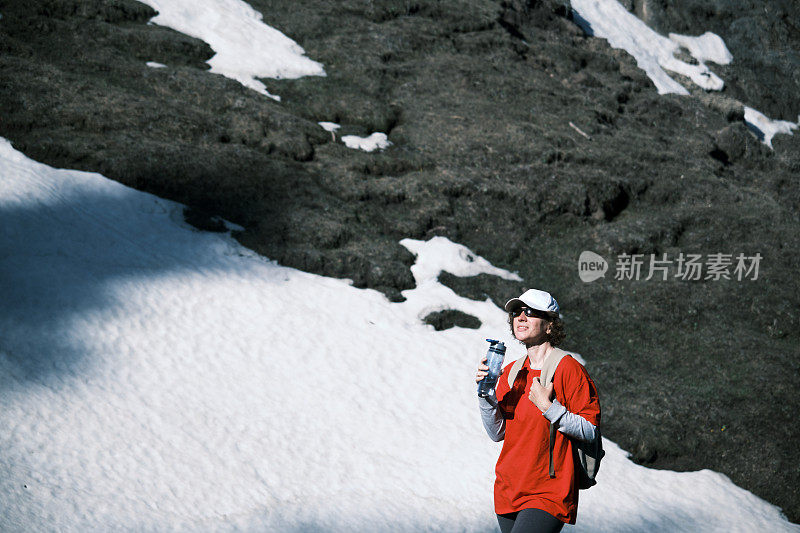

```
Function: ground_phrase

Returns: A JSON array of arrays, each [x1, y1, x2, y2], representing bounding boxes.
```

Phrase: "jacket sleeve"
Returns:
[[478, 363, 513, 442], [543, 399, 596, 442], [478, 394, 505, 441]]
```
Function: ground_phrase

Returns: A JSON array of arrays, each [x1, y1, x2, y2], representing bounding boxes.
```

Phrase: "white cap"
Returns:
[[504, 289, 560, 316]]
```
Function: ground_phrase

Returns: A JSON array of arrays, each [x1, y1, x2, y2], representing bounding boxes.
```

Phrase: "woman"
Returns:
[[475, 289, 600, 533]]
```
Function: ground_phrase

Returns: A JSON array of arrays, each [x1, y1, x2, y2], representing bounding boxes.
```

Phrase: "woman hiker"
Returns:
[[475, 289, 601, 533]]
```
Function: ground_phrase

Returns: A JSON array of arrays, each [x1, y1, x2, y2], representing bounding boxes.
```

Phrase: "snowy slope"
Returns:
[[1, 140, 798, 532]]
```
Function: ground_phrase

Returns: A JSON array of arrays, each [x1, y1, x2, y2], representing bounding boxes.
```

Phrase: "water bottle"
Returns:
[[477, 339, 506, 398]]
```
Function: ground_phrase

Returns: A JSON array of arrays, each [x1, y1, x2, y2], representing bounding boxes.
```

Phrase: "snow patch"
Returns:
[[342, 132, 392, 152], [668, 32, 733, 66], [146, 61, 167, 69], [401, 236, 522, 286], [318, 122, 341, 132], [138, 0, 324, 100], [319, 122, 341, 141], [570, 0, 728, 94], [744, 107, 798, 149], [397, 237, 523, 330]]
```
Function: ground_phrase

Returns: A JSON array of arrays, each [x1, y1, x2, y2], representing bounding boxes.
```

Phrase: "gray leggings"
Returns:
[[496, 508, 565, 533]]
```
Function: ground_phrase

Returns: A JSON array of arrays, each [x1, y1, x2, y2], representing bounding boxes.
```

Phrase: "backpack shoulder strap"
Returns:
[[541, 347, 568, 386], [506, 354, 528, 389], [543, 347, 568, 478], [508, 347, 568, 389]]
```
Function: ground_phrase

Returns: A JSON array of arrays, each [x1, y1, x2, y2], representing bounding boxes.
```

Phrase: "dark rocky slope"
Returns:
[[1, 0, 798, 522]]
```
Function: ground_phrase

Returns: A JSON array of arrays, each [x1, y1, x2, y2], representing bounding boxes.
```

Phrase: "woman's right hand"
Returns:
[[475, 356, 489, 383]]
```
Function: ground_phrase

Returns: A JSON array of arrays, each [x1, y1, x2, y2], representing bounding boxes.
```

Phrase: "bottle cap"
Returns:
[[486, 339, 506, 352]]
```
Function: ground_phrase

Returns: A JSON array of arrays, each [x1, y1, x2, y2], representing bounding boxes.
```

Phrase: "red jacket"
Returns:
[[493, 354, 601, 524]]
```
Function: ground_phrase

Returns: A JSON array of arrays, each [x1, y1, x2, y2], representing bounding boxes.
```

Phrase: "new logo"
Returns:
[[578, 251, 608, 283]]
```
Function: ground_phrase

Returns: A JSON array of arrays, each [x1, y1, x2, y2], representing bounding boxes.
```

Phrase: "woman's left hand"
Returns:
[[528, 378, 554, 413]]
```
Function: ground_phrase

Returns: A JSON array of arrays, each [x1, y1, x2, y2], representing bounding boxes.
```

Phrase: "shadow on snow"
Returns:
[[0, 183, 270, 388]]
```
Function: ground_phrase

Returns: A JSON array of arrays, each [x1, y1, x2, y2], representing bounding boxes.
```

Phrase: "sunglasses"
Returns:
[[510, 307, 549, 319]]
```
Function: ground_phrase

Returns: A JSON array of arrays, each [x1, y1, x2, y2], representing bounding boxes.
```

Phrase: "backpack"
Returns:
[[506, 347, 604, 489]]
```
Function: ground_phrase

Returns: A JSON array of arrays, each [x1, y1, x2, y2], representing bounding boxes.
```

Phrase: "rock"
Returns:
[[423, 309, 482, 330], [437, 272, 526, 310], [711, 124, 747, 164], [696, 93, 745, 122]]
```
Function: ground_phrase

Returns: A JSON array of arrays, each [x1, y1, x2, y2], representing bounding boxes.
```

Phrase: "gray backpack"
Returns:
[[506, 348, 604, 489]]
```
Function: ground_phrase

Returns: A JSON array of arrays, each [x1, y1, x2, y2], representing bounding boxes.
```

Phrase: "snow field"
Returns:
[[0, 138, 497, 531], [1, 139, 799, 531]]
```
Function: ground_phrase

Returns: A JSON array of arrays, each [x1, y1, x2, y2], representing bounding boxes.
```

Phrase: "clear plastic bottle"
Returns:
[[477, 339, 506, 398]]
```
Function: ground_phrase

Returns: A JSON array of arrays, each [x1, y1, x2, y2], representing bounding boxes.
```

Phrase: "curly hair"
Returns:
[[507, 312, 566, 347]]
